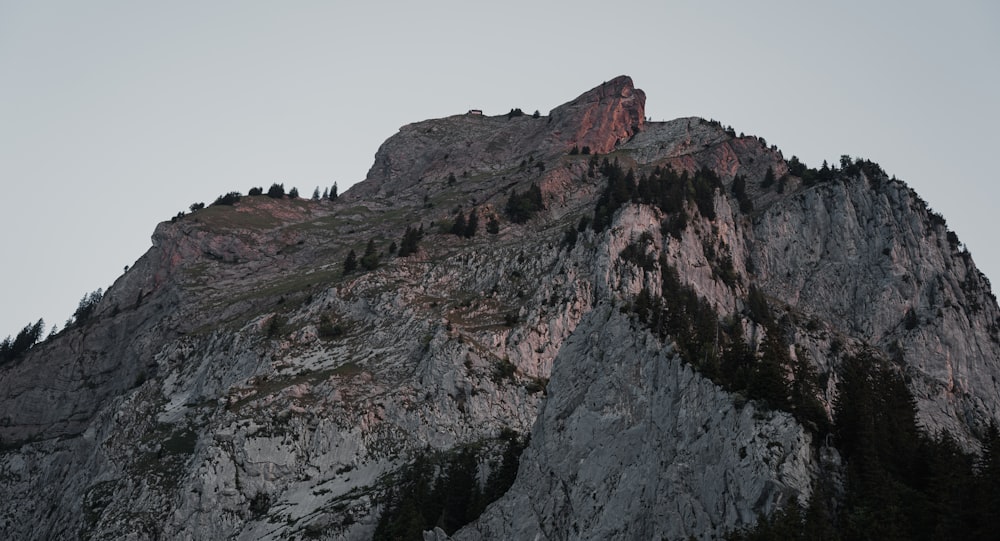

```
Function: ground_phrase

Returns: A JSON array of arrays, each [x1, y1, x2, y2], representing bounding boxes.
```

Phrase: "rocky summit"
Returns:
[[2, 76, 1000, 540]]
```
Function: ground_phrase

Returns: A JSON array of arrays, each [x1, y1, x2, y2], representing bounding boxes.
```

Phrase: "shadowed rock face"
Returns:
[[1, 77, 999, 541]]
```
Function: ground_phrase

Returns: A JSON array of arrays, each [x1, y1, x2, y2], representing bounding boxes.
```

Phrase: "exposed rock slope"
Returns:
[[1, 76, 998, 540]]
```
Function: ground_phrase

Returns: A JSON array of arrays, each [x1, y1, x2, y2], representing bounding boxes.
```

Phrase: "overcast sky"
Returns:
[[1, 1, 998, 337]]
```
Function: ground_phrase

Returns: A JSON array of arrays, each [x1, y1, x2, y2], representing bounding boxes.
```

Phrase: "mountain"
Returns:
[[2, 76, 999, 540]]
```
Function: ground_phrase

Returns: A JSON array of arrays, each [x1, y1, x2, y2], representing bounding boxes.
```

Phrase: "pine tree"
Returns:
[[464, 209, 478, 238], [329, 182, 338, 200], [360, 239, 379, 271], [312, 187, 321, 200], [450, 211, 467, 236], [343, 249, 358, 274]]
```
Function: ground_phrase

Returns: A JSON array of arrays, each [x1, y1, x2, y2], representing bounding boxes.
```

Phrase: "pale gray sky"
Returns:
[[2, 1, 998, 337]]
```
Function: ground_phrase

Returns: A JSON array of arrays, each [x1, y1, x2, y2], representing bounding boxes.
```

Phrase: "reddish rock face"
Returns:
[[548, 75, 646, 154]]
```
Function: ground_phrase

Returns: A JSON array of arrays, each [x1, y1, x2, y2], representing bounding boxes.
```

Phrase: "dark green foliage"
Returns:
[[746, 285, 771, 325], [398, 225, 424, 257], [329, 182, 338, 200], [620, 234, 656, 272], [581, 145, 591, 155], [904, 308, 919, 330], [267, 183, 285, 198], [249, 492, 271, 517], [627, 260, 827, 434], [532, 110, 540, 118], [447, 173, 457, 186], [839, 155, 886, 180], [211, 192, 242, 206], [761, 166, 776, 188], [343, 249, 358, 274], [561, 226, 578, 251], [504, 184, 543, 223], [731, 174, 753, 213], [360, 239, 380, 271], [312, 187, 321, 200], [266, 314, 286, 338], [486, 216, 500, 234], [288, 187, 299, 198], [464, 209, 478, 238], [373, 432, 528, 540], [569, 145, 580, 155], [189, 202, 205, 212], [450, 211, 467, 236], [73, 289, 104, 325], [248, 186, 264, 196], [0, 319, 44, 366], [317, 316, 345, 339], [732, 352, 998, 541], [506, 108, 524, 119], [829, 352, 987, 541], [593, 161, 722, 233]]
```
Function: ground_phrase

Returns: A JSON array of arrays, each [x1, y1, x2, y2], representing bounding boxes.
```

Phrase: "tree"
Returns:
[[0, 319, 44, 365], [322, 187, 329, 199], [464, 208, 478, 238], [73, 289, 104, 325], [248, 186, 263, 196], [486, 216, 500, 234], [343, 249, 358, 274], [212, 192, 242, 206], [762, 166, 776, 188], [312, 187, 321, 200], [267, 183, 285, 198], [450, 211, 467, 236], [189, 202, 205, 212], [329, 182, 338, 200], [504, 184, 544, 223], [398, 226, 424, 257], [288, 187, 300, 198], [360, 239, 379, 271]]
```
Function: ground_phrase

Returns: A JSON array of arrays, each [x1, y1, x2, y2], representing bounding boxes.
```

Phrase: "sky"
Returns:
[[1, 1, 998, 337]]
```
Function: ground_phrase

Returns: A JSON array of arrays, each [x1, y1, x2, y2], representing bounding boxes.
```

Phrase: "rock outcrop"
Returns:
[[1, 77, 998, 540]]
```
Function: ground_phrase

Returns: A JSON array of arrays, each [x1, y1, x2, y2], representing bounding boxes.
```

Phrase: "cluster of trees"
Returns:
[[729, 352, 1000, 540], [311, 184, 338, 201], [373, 430, 528, 540], [506, 108, 524, 119], [212, 192, 241, 206], [776, 155, 886, 190], [1, 288, 105, 366], [450, 209, 478, 238], [344, 240, 381, 274], [568, 145, 592, 155], [592, 159, 723, 233], [504, 184, 543, 224], [244, 183, 338, 200], [628, 259, 828, 434], [0, 319, 45, 366], [731, 175, 753, 213], [72, 288, 104, 326], [398, 225, 424, 257]]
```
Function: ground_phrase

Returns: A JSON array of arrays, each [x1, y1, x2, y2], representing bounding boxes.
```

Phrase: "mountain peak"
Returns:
[[548, 75, 646, 154]]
